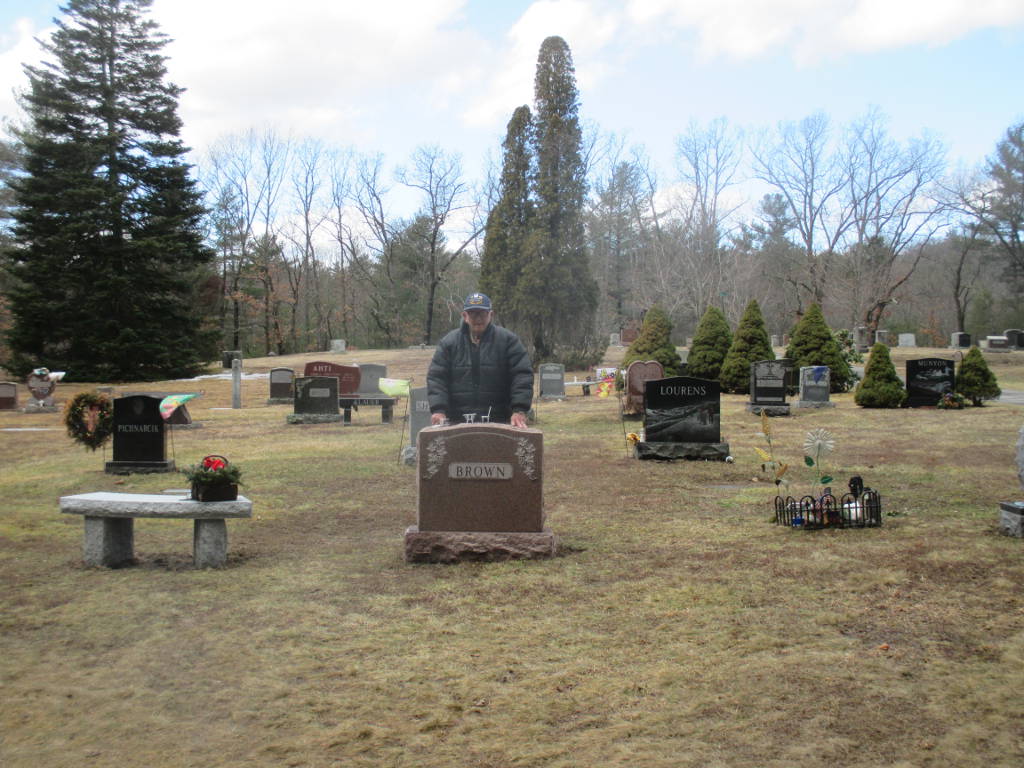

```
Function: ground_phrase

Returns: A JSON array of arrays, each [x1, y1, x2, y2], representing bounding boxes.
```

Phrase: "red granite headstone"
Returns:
[[303, 361, 360, 394], [625, 360, 664, 415]]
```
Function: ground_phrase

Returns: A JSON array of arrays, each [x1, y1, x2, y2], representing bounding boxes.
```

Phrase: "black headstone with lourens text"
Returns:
[[636, 376, 729, 460], [105, 395, 174, 474]]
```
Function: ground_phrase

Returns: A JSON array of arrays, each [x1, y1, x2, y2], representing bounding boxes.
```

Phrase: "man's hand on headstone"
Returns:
[[431, 412, 447, 426], [510, 412, 527, 429]]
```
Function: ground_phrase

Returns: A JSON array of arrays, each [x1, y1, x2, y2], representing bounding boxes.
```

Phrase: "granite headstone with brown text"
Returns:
[[405, 423, 556, 562]]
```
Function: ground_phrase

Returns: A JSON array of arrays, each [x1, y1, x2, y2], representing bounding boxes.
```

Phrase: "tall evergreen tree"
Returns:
[[784, 303, 853, 392], [480, 105, 533, 332], [686, 305, 732, 381], [517, 36, 600, 366], [621, 305, 683, 376], [4, 0, 215, 381], [719, 299, 774, 394]]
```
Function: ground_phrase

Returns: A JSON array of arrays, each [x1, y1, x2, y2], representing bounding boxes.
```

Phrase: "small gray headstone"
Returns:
[[0, 381, 17, 411], [985, 335, 1010, 351], [770, 335, 781, 347], [330, 339, 347, 353], [875, 330, 890, 346], [538, 363, 566, 399], [898, 333, 917, 347], [356, 363, 387, 395], [610, 333, 621, 346], [854, 326, 870, 353], [287, 376, 342, 423], [795, 366, 833, 409], [402, 386, 433, 465]]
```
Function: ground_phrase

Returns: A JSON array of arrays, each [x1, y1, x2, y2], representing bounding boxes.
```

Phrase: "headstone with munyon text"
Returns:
[[267, 367, 295, 404], [401, 386, 432, 465], [794, 366, 834, 409], [747, 360, 790, 416], [624, 360, 664, 416], [104, 395, 174, 474], [286, 376, 342, 424], [538, 363, 566, 399], [0, 381, 17, 410], [303, 361, 360, 393], [905, 358, 955, 407], [404, 423, 556, 562], [636, 376, 729, 460]]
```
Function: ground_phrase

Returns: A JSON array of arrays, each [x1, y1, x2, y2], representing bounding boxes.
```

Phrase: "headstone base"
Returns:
[[169, 422, 203, 429], [22, 404, 59, 413], [539, 395, 566, 401], [404, 526, 557, 563], [286, 413, 342, 424], [635, 442, 731, 461], [747, 404, 791, 417], [266, 397, 293, 406], [792, 401, 836, 409], [401, 446, 417, 466], [104, 460, 176, 475], [999, 501, 1024, 537]]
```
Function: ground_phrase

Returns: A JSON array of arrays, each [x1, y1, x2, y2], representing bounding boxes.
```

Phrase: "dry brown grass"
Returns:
[[1, 347, 1023, 767]]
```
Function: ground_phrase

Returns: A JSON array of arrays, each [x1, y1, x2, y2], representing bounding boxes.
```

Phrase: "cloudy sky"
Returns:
[[2, 0, 1023, 189]]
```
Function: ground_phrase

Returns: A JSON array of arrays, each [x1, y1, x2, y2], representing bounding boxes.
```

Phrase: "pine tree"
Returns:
[[719, 300, 774, 394], [854, 342, 907, 407], [479, 105, 533, 332], [517, 36, 600, 367], [784, 303, 853, 392], [685, 305, 732, 381], [4, 0, 215, 381], [956, 346, 1001, 406], [621, 305, 682, 376]]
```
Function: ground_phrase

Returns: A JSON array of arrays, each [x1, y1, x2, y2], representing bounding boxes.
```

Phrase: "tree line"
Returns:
[[1, 0, 1022, 381]]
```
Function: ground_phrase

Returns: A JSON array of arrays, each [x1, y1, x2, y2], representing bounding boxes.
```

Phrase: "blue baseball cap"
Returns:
[[463, 292, 492, 311]]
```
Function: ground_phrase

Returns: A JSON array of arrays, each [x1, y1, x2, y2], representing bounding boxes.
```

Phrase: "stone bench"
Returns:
[[338, 395, 398, 424], [59, 492, 252, 568]]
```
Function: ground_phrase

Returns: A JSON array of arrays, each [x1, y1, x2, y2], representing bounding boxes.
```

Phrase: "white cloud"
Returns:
[[0, 17, 49, 128], [624, 0, 1024, 63]]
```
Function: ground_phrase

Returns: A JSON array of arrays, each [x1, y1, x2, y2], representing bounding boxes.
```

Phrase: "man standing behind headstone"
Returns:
[[427, 293, 533, 428]]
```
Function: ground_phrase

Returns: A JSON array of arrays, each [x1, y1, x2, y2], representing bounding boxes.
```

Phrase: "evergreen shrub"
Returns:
[[719, 300, 774, 394], [621, 305, 683, 378], [854, 343, 907, 408], [784, 304, 854, 392], [956, 347, 1001, 406], [685, 306, 732, 381]]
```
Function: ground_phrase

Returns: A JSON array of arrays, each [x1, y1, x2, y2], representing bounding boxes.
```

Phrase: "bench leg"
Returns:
[[342, 406, 352, 424], [193, 519, 228, 568], [382, 404, 393, 424], [84, 517, 134, 567]]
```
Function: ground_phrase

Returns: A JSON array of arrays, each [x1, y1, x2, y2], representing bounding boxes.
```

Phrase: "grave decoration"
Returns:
[[757, 415, 882, 528], [63, 391, 114, 451], [905, 358, 955, 408], [635, 376, 729, 460], [184, 454, 242, 502], [997, 426, 1024, 537], [404, 422, 556, 562], [26, 367, 65, 412]]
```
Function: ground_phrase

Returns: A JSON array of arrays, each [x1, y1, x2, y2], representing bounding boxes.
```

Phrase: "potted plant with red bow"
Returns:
[[184, 455, 242, 501]]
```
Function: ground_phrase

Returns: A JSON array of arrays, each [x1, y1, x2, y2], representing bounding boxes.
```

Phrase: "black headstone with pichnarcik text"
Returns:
[[105, 395, 174, 474]]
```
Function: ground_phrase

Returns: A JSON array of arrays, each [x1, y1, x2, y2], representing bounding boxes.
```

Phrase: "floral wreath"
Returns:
[[63, 391, 114, 451]]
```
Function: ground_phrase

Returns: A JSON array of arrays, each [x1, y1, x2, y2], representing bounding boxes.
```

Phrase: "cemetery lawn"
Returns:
[[2, 347, 1023, 768]]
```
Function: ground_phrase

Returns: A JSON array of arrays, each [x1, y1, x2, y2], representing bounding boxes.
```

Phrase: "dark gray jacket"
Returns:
[[427, 322, 533, 423]]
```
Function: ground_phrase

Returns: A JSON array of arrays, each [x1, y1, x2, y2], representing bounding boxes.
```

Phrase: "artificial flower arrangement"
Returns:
[[936, 392, 966, 409], [184, 454, 243, 501]]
